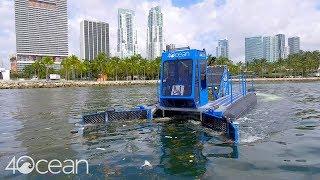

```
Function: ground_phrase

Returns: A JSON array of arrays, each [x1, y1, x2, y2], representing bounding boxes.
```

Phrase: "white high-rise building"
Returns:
[[80, 20, 110, 61], [263, 36, 276, 62], [245, 36, 264, 62], [117, 9, 138, 58], [147, 6, 164, 60], [14, 0, 68, 62], [288, 36, 301, 55], [216, 39, 229, 59], [275, 34, 286, 60]]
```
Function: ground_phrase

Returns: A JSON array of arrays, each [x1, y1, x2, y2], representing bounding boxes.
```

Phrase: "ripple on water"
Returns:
[[1, 83, 320, 179]]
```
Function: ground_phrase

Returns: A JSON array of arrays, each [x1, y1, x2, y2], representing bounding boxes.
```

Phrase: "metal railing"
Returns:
[[228, 74, 255, 104]]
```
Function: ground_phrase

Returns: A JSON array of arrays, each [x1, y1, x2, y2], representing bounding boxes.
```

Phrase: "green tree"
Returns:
[[91, 53, 108, 79], [32, 59, 44, 79], [41, 56, 54, 80], [22, 65, 35, 79]]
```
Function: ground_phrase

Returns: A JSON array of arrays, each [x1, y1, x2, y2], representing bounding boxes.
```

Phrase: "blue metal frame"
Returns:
[[82, 48, 257, 145]]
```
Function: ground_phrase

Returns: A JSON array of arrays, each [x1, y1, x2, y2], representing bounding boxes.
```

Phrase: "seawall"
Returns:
[[0, 77, 319, 89]]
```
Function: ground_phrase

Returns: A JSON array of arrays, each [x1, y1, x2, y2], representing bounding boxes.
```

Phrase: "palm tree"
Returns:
[[91, 52, 108, 79], [61, 57, 71, 80], [22, 65, 35, 79], [32, 59, 43, 79], [41, 56, 54, 80], [76, 60, 87, 80], [81, 60, 91, 80], [108, 57, 120, 81], [69, 55, 80, 79], [207, 55, 216, 66]]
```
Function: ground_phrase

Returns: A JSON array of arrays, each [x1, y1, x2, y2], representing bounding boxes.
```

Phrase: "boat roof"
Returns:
[[162, 48, 207, 61]]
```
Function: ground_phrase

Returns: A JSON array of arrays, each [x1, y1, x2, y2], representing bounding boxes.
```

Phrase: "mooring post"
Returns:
[[232, 121, 240, 144], [239, 75, 241, 93], [245, 75, 247, 95], [230, 78, 233, 103], [251, 76, 254, 91], [242, 75, 245, 96], [147, 109, 153, 121]]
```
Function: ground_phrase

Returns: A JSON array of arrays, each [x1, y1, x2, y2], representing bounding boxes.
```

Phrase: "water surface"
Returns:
[[0, 82, 319, 179]]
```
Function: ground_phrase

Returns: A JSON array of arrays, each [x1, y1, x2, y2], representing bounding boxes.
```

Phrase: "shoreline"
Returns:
[[0, 80, 158, 89], [0, 77, 319, 89]]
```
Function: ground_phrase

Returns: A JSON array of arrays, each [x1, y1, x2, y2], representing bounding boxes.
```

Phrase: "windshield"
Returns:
[[162, 60, 193, 97]]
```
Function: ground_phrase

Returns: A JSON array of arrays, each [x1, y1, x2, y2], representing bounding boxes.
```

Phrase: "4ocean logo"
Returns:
[[6, 156, 34, 174], [168, 51, 191, 58], [5, 156, 89, 175]]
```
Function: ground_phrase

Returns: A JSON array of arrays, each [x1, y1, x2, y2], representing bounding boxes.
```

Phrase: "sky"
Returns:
[[1, 0, 320, 69]]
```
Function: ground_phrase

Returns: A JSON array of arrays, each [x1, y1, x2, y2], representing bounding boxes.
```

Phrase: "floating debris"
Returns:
[[142, 160, 152, 168], [189, 120, 201, 125], [70, 130, 78, 134]]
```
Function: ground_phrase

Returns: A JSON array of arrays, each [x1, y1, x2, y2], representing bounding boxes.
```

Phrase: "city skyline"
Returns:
[[245, 34, 301, 62], [1, 0, 320, 68]]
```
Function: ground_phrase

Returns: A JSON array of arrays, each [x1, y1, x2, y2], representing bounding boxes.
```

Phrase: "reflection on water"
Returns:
[[159, 120, 239, 177], [78, 119, 239, 178], [160, 121, 207, 177], [0, 83, 320, 179]]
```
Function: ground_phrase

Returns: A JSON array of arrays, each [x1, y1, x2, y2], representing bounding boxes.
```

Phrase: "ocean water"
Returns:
[[0, 82, 319, 179]]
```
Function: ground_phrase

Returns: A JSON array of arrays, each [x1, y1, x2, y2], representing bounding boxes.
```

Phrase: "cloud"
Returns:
[[0, 0, 15, 68], [215, 0, 320, 61], [1, 0, 320, 68]]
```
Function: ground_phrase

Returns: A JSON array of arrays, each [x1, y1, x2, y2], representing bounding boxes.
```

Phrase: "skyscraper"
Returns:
[[288, 36, 301, 55], [14, 0, 68, 62], [263, 36, 276, 62], [80, 20, 110, 61], [147, 6, 164, 60], [245, 36, 263, 62], [275, 34, 286, 60], [216, 39, 229, 59], [117, 8, 138, 58]]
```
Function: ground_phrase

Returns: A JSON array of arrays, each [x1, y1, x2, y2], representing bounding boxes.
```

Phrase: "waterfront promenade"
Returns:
[[0, 77, 319, 89]]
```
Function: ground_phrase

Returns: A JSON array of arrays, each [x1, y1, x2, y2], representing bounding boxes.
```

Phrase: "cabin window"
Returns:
[[162, 60, 193, 97], [200, 61, 207, 90]]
